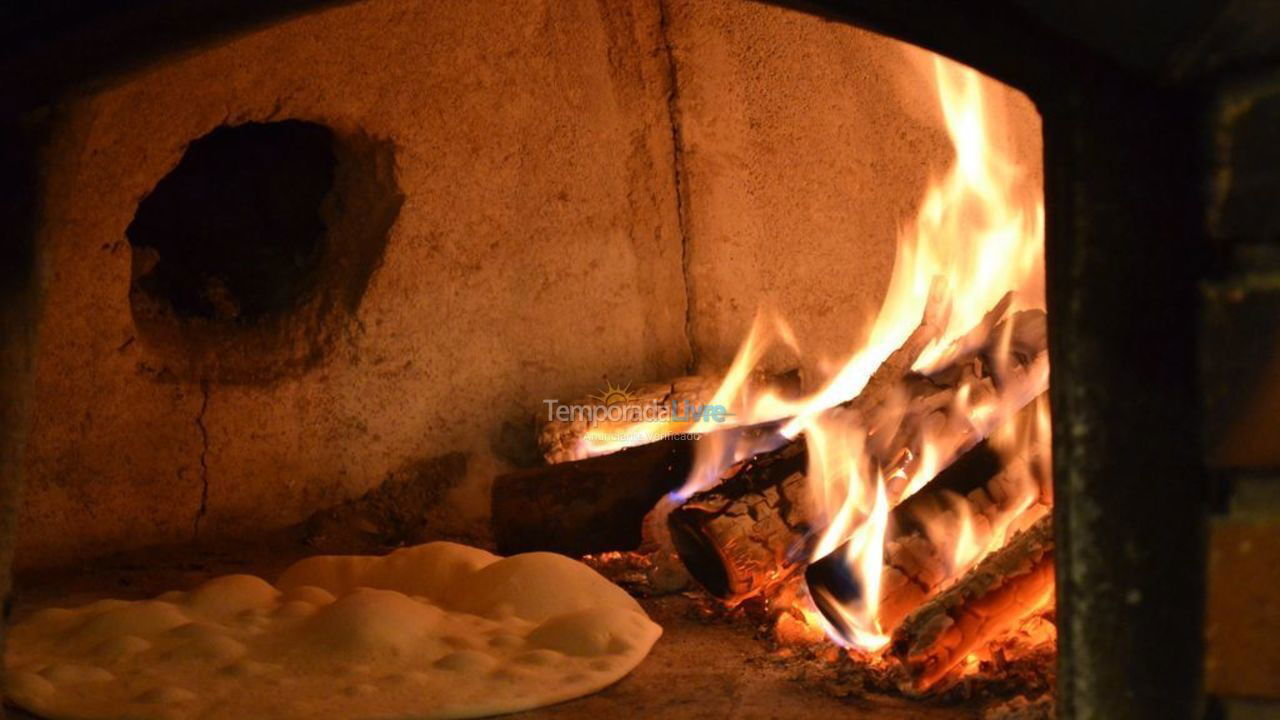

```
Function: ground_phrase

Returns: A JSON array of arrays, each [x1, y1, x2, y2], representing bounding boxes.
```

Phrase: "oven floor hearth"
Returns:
[[6, 541, 979, 720]]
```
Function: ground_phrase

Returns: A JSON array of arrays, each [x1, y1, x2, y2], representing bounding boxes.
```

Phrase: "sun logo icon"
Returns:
[[590, 380, 635, 407]]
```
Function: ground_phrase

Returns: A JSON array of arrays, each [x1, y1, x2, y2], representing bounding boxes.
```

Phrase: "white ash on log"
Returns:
[[888, 514, 1055, 692], [669, 294, 1047, 604], [872, 300, 1048, 500], [667, 441, 811, 599]]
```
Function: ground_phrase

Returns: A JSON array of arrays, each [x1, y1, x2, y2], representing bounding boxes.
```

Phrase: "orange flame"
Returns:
[[804, 56, 1047, 651], [809, 461, 892, 650], [678, 54, 1049, 654]]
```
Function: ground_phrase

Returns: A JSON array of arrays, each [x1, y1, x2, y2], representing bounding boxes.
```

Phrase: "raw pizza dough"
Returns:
[[4, 543, 662, 719]]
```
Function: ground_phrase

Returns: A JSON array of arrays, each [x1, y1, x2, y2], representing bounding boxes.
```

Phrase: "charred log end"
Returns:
[[668, 505, 734, 599], [492, 437, 693, 556], [804, 548, 864, 638]]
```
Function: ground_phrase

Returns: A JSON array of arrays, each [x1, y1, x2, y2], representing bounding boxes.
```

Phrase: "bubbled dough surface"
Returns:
[[4, 542, 663, 720]]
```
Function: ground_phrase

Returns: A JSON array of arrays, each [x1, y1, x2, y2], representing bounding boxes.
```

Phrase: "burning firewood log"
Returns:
[[806, 395, 1050, 640], [537, 375, 722, 464], [537, 371, 800, 464], [888, 514, 1055, 692], [875, 409, 1051, 634], [664, 290, 948, 601], [669, 292, 1048, 604], [492, 436, 694, 556], [496, 365, 804, 556], [493, 419, 789, 556]]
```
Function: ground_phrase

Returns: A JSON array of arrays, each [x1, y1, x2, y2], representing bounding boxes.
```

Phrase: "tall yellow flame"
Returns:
[[806, 56, 1046, 650], [675, 54, 1048, 651]]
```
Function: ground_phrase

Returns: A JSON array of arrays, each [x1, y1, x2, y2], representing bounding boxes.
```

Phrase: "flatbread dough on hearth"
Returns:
[[4, 542, 662, 720]]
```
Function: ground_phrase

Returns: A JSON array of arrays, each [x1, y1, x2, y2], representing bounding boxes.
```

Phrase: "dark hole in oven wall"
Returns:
[[125, 121, 401, 385], [127, 120, 337, 324]]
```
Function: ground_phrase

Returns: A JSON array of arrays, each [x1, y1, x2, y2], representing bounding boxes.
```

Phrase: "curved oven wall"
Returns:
[[18, 0, 1040, 568]]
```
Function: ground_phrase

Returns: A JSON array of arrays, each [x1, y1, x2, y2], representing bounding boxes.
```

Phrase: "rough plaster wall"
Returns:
[[665, 0, 1043, 379], [17, 0, 1044, 570], [18, 0, 688, 568]]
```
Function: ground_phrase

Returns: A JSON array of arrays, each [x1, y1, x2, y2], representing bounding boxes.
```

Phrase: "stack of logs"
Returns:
[[667, 292, 1048, 606], [492, 290, 1056, 692]]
